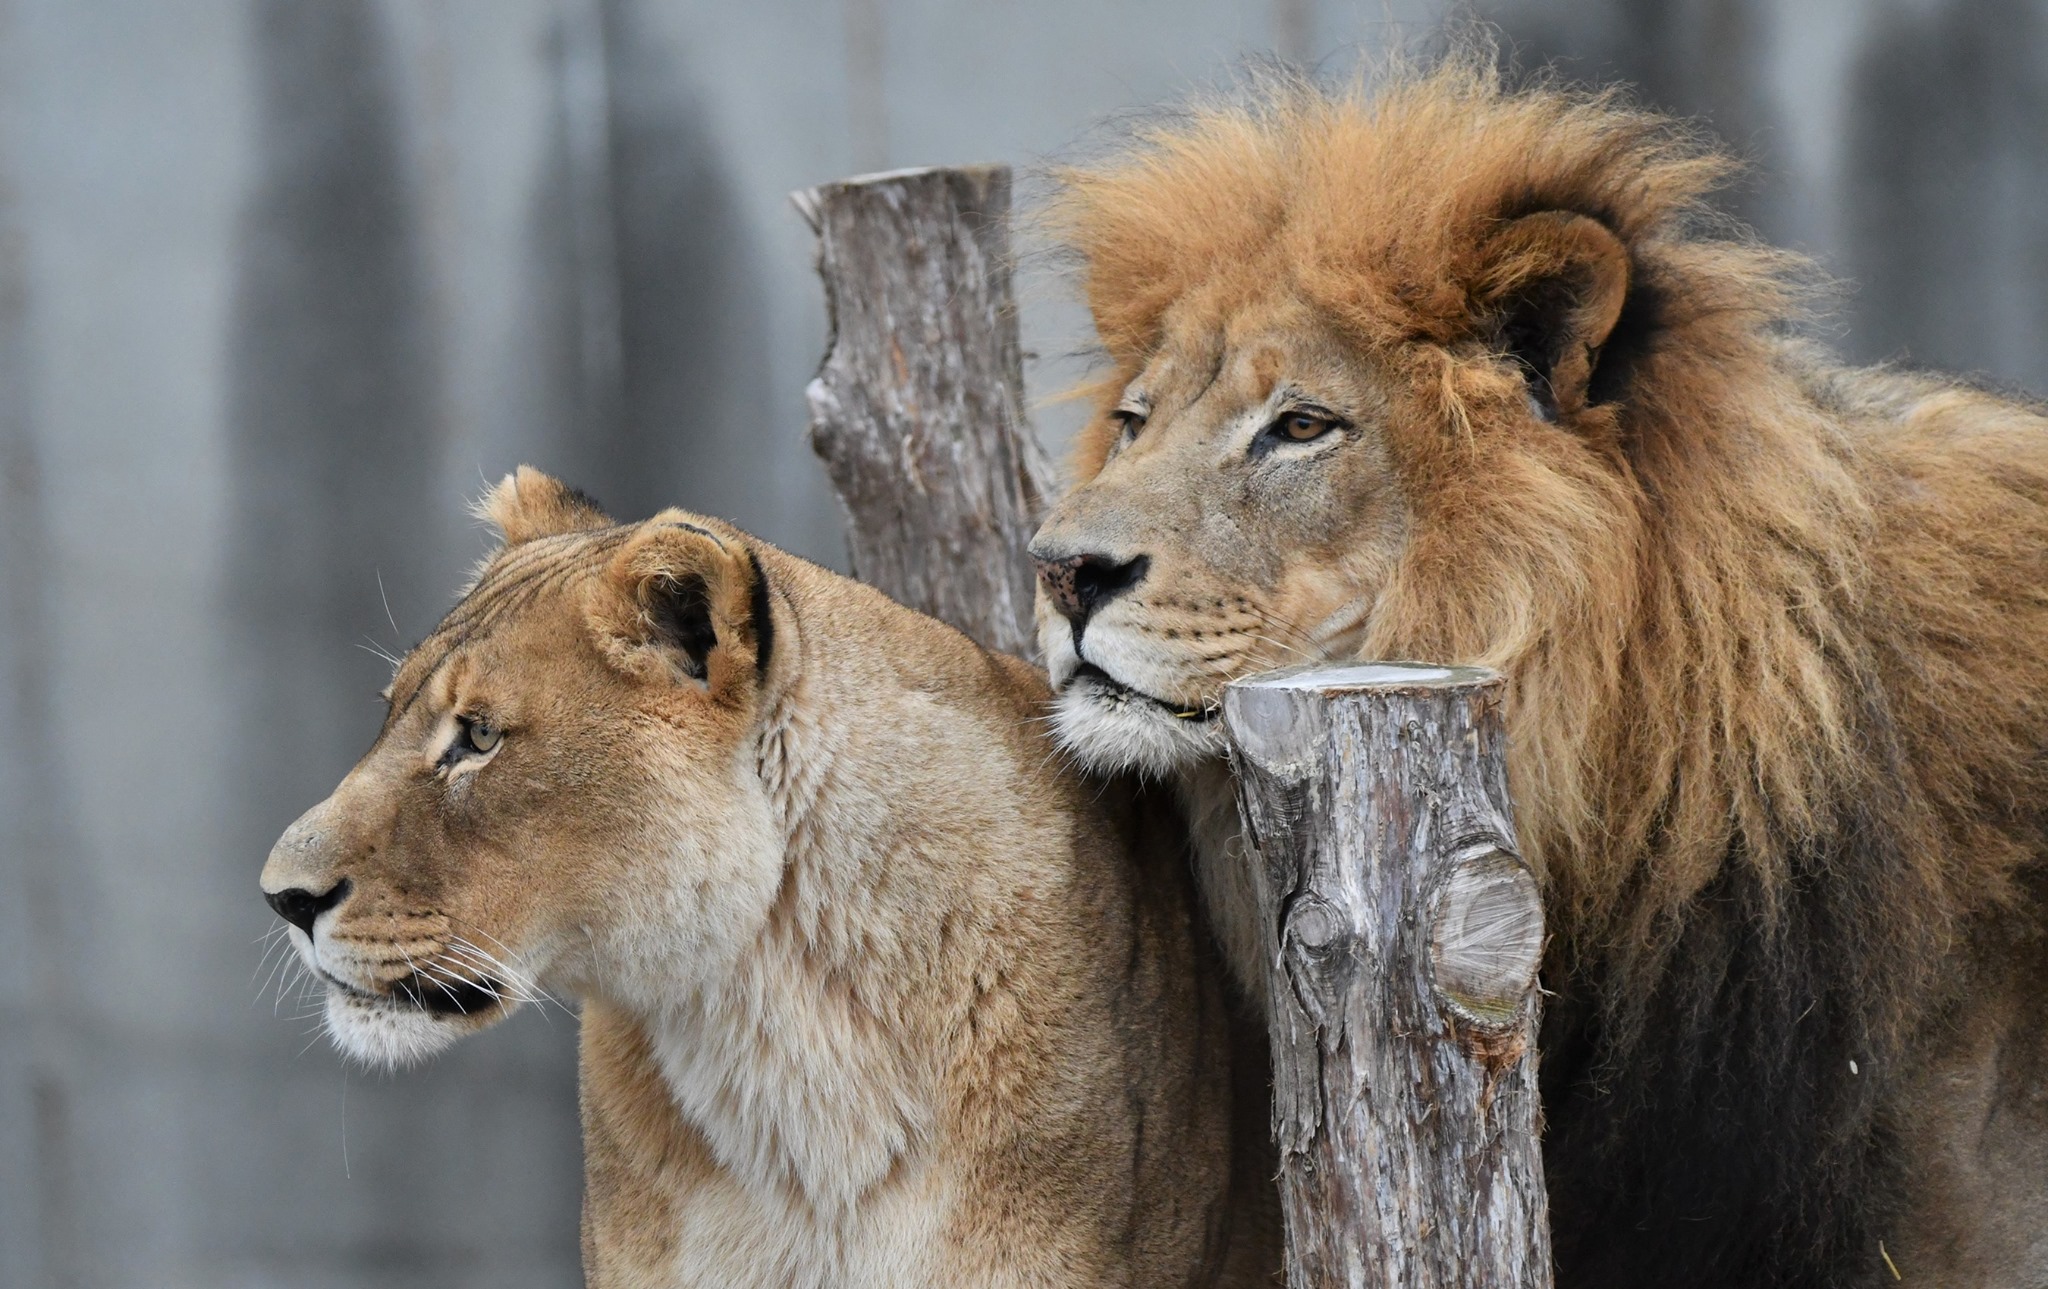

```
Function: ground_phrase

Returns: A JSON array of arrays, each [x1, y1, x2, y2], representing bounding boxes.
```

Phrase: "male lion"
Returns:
[[1028, 56, 2048, 1289], [260, 469, 1275, 1287]]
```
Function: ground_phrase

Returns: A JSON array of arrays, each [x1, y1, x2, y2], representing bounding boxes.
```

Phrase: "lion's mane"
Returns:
[[1048, 50, 2048, 1286]]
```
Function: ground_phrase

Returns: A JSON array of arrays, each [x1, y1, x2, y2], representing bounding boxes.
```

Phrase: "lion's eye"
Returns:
[[1109, 408, 1146, 441], [1272, 411, 1338, 442], [461, 717, 501, 755]]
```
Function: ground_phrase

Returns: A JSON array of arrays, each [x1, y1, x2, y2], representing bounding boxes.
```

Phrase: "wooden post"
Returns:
[[1222, 662, 1551, 1289], [793, 164, 1052, 658]]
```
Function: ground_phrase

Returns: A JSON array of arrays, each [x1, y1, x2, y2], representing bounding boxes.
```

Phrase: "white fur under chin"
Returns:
[[1047, 683, 1222, 779], [322, 988, 466, 1068]]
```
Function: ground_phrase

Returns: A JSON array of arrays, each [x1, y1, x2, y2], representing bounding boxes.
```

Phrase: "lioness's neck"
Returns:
[[597, 585, 1049, 1223]]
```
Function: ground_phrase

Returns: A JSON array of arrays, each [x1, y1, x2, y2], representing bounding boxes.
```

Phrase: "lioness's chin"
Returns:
[[321, 988, 493, 1069], [1050, 684, 1223, 779]]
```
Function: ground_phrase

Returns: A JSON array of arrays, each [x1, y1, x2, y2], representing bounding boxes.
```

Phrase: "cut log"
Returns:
[[793, 164, 1052, 659], [1222, 662, 1551, 1289]]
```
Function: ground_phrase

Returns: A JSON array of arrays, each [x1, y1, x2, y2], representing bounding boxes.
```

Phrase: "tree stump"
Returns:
[[1222, 662, 1551, 1289], [793, 164, 1052, 659]]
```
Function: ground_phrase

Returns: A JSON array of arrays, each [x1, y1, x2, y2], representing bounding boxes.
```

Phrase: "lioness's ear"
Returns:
[[1472, 211, 1631, 423], [588, 518, 772, 699], [477, 466, 612, 545]]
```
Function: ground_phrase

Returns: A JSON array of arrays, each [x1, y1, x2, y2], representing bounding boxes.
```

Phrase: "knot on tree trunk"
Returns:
[[1224, 661, 1552, 1289]]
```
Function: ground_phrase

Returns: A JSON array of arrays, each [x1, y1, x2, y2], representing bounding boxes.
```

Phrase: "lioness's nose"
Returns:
[[266, 878, 351, 937], [1031, 549, 1150, 627]]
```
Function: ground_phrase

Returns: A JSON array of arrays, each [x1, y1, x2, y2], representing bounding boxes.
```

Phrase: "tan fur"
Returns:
[[1029, 54, 2048, 1286], [261, 469, 1277, 1287]]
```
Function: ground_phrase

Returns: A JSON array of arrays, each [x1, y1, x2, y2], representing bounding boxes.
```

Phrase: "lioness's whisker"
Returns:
[[356, 637, 403, 669], [425, 955, 523, 1007], [443, 917, 523, 964], [283, 958, 323, 1018], [253, 927, 296, 1008], [424, 939, 557, 1016], [415, 964, 472, 1014], [265, 953, 302, 1017], [438, 940, 515, 985], [444, 922, 568, 1014], [396, 943, 425, 992], [443, 952, 539, 1006], [401, 947, 488, 1012]]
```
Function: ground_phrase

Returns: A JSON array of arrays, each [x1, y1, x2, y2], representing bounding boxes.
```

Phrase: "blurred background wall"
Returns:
[[1, 1, 2043, 1285]]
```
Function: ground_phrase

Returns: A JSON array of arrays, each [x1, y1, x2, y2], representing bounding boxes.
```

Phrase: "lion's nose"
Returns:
[[1031, 550, 1151, 628], [266, 878, 352, 938]]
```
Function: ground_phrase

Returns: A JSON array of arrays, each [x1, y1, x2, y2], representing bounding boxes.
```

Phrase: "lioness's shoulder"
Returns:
[[755, 541, 1056, 713]]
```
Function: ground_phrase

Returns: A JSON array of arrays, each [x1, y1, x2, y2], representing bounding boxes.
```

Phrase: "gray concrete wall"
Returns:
[[1, 1, 2041, 1284]]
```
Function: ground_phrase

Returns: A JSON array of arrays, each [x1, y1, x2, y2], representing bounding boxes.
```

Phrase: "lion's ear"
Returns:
[[1472, 211, 1631, 423], [477, 466, 612, 545], [587, 517, 773, 699]]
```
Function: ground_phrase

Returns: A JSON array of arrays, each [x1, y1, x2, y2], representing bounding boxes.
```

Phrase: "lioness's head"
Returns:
[[261, 469, 782, 1066], [1030, 60, 1771, 781]]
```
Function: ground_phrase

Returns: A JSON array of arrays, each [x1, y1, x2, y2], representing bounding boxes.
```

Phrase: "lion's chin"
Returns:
[[321, 987, 485, 1069], [1049, 680, 1223, 779]]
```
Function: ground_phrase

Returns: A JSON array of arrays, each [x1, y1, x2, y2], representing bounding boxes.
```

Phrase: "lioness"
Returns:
[[1028, 56, 2048, 1288], [260, 468, 1273, 1288]]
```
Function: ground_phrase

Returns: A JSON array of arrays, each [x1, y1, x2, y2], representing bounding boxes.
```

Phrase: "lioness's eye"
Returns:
[[462, 717, 501, 754]]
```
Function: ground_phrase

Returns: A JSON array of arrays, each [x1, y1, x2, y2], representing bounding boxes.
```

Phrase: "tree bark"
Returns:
[[1222, 662, 1551, 1289], [793, 164, 1052, 659]]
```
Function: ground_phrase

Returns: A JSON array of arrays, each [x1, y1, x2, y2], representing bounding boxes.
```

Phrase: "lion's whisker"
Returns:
[[1242, 631, 1318, 665], [1238, 605, 1326, 655]]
